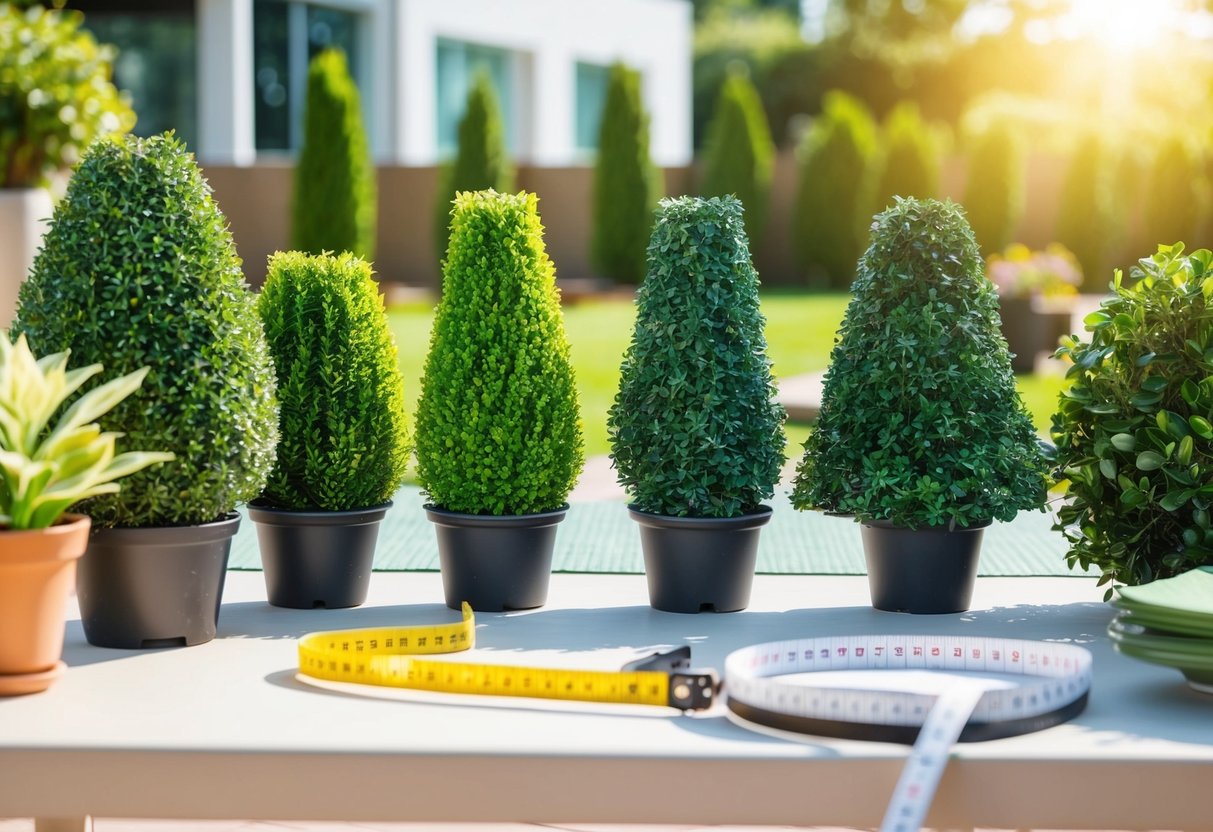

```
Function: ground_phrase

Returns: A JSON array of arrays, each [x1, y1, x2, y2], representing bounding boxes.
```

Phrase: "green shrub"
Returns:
[[1052, 243, 1213, 594], [1143, 136, 1209, 250], [1057, 133, 1120, 292], [291, 49, 376, 261], [433, 72, 513, 266], [0, 3, 134, 187], [592, 62, 662, 285], [415, 190, 583, 515], [962, 121, 1024, 255], [609, 195, 785, 518], [872, 101, 940, 214], [791, 197, 1048, 528], [13, 133, 279, 527], [792, 90, 878, 289], [699, 71, 775, 247], [257, 251, 409, 511]]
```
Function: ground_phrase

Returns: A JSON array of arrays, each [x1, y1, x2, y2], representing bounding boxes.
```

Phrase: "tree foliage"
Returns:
[[872, 101, 941, 214], [699, 71, 775, 246], [962, 120, 1024, 255]]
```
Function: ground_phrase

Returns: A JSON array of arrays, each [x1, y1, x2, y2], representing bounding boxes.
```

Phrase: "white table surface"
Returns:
[[1, 571, 1211, 830]]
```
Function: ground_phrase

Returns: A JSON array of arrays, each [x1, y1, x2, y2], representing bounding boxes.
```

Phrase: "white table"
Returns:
[[2, 572, 1211, 831]]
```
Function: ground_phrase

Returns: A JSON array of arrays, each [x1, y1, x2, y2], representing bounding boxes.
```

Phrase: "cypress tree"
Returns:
[[1058, 133, 1119, 292], [962, 121, 1024, 255], [1144, 135, 1209, 249], [592, 62, 662, 285], [433, 72, 514, 264], [699, 72, 775, 247], [872, 101, 940, 214], [792, 90, 878, 289], [291, 49, 376, 260]]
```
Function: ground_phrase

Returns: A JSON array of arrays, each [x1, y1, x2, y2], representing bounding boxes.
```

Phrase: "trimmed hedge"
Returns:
[[415, 190, 583, 515], [609, 195, 786, 518], [257, 251, 410, 511], [962, 121, 1024, 255], [1057, 133, 1120, 293], [14, 133, 279, 527], [872, 101, 940, 214], [291, 49, 376, 260], [1144, 136, 1208, 250], [699, 71, 775, 247]]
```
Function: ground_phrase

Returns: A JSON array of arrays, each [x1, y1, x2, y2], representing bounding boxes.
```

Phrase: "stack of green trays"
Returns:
[[1107, 566, 1213, 694]]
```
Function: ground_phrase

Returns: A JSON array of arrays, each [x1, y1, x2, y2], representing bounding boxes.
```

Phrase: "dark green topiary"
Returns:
[[699, 71, 775, 247], [291, 49, 376, 261], [792, 90, 878, 290], [1052, 243, 1213, 596], [433, 72, 514, 267], [415, 190, 583, 516], [1143, 137, 1209, 251], [872, 101, 940, 215], [591, 62, 662, 285], [792, 197, 1048, 528], [256, 251, 409, 512], [608, 195, 786, 518], [14, 132, 278, 527], [1057, 133, 1120, 293], [962, 121, 1024, 255]]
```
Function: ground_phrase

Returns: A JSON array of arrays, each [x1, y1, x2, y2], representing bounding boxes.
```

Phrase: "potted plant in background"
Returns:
[[0, 2, 134, 327], [13, 132, 279, 649], [987, 242, 1082, 374], [608, 195, 785, 614], [0, 334, 171, 694], [792, 197, 1049, 614], [250, 250, 410, 609], [415, 189, 583, 612], [1053, 242, 1213, 598]]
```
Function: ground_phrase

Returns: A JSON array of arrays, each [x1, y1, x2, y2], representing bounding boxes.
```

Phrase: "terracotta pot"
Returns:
[[0, 514, 91, 695]]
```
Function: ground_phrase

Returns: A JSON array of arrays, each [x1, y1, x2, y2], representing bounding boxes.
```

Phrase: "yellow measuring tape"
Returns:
[[297, 603, 717, 710]]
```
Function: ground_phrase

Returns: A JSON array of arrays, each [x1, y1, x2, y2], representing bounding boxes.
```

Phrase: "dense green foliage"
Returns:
[[14, 133, 279, 527], [291, 49, 376, 260], [1057, 134, 1121, 293], [872, 101, 940, 214], [1144, 137, 1208, 251], [1052, 244, 1213, 595], [609, 196, 785, 518], [792, 198, 1048, 528], [415, 190, 583, 515], [962, 121, 1024, 255], [433, 73, 513, 265], [699, 72, 775, 247], [792, 90, 878, 289], [0, 3, 134, 187], [592, 63, 662, 285], [257, 251, 409, 511]]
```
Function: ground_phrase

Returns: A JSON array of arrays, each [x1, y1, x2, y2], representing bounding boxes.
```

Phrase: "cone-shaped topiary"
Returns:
[[592, 62, 662, 285], [415, 189, 583, 516], [698, 71, 775, 248], [13, 132, 279, 527], [609, 195, 786, 518], [792, 90, 878, 290], [962, 121, 1024, 256], [256, 250, 410, 511], [872, 101, 940, 215], [433, 72, 514, 267], [291, 49, 376, 261], [792, 197, 1048, 528], [1144, 136, 1209, 250], [1058, 133, 1120, 292]]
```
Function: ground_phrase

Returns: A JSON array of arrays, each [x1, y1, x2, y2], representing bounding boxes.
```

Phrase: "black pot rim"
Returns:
[[628, 504, 773, 532], [88, 512, 241, 544], [424, 503, 569, 529], [861, 518, 993, 532], [248, 501, 392, 526]]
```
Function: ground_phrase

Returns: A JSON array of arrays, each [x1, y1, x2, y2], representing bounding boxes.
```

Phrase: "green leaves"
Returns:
[[699, 72, 774, 247], [1051, 241, 1213, 588]]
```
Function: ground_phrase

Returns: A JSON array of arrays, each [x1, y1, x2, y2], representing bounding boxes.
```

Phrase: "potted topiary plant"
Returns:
[[415, 189, 583, 612], [13, 132, 279, 649], [0, 2, 134, 327], [608, 195, 786, 614], [791, 197, 1049, 614], [0, 333, 171, 694], [250, 250, 410, 609], [1053, 242, 1213, 598]]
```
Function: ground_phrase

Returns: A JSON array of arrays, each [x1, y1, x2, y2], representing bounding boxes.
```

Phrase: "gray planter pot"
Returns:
[[860, 519, 990, 614]]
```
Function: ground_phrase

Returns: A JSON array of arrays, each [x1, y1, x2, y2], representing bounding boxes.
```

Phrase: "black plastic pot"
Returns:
[[77, 513, 240, 649], [248, 502, 390, 609], [630, 505, 772, 614], [860, 519, 990, 614], [425, 504, 567, 612]]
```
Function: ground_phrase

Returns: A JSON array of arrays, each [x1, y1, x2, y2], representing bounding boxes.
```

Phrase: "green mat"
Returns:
[[228, 486, 1090, 577]]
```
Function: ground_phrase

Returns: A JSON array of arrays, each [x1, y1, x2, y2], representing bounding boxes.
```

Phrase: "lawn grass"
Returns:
[[388, 292, 1068, 460]]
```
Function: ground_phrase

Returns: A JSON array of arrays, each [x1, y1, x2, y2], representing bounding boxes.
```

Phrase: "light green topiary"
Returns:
[[962, 121, 1024, 255], [415, 190, 583, 516], [699, 71, 775, 247], [257, 251, 409, 512], [872, 101, 941, 214], [13, 133, 279, 528]]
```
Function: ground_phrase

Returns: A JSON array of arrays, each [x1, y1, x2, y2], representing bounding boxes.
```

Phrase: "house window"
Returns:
[[253, 0, 361, 152], [575, 62, 610, 154], [435, 39, 515, 159]]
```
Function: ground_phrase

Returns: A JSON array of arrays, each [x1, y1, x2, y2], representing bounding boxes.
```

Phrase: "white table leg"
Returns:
[[34, 818, 91, 832]]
